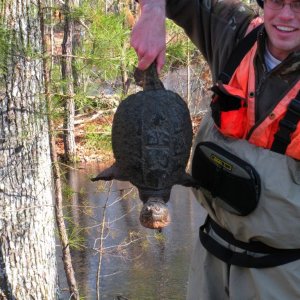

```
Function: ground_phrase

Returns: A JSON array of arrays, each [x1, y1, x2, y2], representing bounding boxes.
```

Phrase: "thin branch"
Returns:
[[96, 182, 112, 300]]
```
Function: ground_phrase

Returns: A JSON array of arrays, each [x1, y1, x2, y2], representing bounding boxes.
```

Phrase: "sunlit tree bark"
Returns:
[[0, 0, 57, 298]]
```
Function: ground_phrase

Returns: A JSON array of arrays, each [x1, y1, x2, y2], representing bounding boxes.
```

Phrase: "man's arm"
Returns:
[[131, 0, 256, 81], [130, 0, 166, 73]]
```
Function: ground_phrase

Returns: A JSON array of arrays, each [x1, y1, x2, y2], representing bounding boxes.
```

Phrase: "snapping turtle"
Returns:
[[92, 64, 195, 229]]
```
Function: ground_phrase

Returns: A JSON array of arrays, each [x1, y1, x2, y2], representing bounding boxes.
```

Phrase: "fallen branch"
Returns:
[[74, 108, 116, 127]]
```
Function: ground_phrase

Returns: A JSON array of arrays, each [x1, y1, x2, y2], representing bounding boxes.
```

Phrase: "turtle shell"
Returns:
[[112, 88, 193, 196]]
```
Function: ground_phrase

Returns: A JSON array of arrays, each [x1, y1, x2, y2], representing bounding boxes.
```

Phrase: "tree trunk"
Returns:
[[61, 0, 76, 162], [72, 0, 85, 110], [39, 1, 80, 298], [0, 0, 57, 298], [187, 39, 191, 105]]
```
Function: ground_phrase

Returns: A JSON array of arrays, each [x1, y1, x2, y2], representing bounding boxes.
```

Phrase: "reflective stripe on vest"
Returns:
[[213, 42, 300, 160]]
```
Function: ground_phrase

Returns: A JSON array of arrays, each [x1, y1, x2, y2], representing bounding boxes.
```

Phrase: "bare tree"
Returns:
[[39, 0, 80, 298], [61, 0, 76, 162], [0, 0, 57, 297]]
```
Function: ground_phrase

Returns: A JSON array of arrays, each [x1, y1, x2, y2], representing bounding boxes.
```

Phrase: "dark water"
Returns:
[[57, 164, 205, 300]]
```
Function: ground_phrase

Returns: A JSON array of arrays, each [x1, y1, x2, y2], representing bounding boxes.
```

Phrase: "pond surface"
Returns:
[[57, 164, 206, 300]]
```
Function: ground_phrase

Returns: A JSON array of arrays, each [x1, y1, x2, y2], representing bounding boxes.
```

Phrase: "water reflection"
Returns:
[[58, 164, 205, 300]]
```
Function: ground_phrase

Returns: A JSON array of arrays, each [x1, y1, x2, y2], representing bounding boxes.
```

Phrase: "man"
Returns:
[[131, 0, 300, 299]]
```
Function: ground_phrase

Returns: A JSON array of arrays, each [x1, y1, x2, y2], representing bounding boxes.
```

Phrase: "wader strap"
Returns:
[[199, 216, 300, 268], [218, 24, 263, 84], [271, 92, 300, 154]]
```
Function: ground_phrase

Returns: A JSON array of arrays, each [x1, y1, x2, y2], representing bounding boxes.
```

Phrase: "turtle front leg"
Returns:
[[91, 163, 127, 182]]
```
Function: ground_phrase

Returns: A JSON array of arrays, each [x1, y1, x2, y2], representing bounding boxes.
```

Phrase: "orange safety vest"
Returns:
[[212, 41, 300, 160]]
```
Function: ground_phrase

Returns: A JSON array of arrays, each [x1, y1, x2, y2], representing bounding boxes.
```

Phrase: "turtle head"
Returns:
[[137, 173, 199, 230], [137, 188, 171, 229], [139, 197, 170, 230]]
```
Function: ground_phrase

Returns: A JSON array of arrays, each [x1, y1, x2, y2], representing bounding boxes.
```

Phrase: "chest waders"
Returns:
[[192, 24, 300, 268]]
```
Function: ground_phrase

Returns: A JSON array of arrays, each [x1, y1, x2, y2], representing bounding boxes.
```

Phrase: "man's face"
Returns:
[[264, 0, 300, 60]]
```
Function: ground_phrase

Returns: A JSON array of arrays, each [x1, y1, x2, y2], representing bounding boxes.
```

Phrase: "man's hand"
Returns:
[[130, 0, 166, 73]]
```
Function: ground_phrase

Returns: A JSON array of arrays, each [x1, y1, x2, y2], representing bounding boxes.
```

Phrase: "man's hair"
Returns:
[[257, 0, 264, 8]]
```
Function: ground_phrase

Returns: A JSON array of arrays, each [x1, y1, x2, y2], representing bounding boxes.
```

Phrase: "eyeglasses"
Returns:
[[264, 0, 300, 12]]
